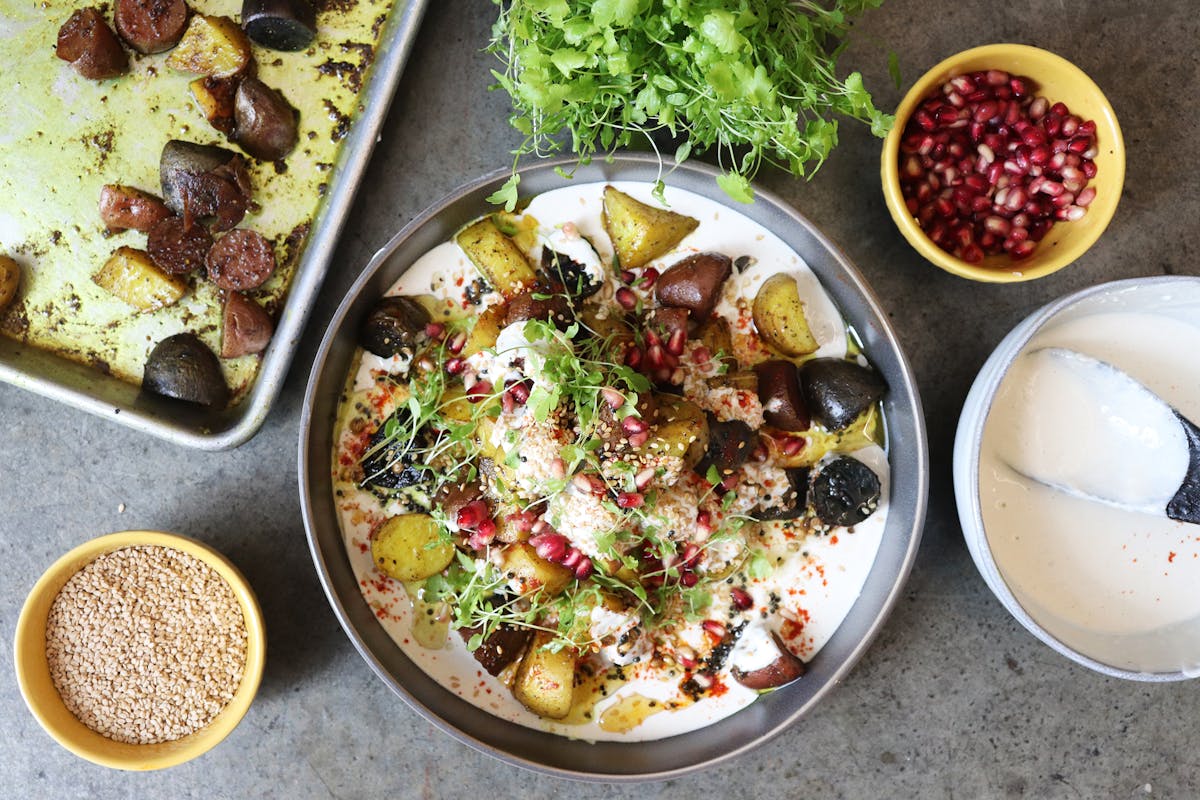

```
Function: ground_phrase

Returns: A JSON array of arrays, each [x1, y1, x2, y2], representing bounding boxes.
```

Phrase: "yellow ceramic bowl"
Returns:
[[13, 531, 266, 771], [881, 43, 1125, 282]]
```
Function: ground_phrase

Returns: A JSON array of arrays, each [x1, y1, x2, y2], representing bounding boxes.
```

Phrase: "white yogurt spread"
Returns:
[[979, 283, 1200, 673], [332, 181, 890, 738]]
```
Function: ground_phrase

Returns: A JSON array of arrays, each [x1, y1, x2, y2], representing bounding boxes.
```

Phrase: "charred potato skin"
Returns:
[[800, 358, 887, 432], [732, 633, 806, 690], [360, 295, 430, 359], [142, 332, 229, 407], [754, 359, 810, 432], [0, 255, 21, 312], [602, 185, 699, 269], [654, 252, 733, 320], [648, 395, 709, 470], [810, 456, 882, 528]]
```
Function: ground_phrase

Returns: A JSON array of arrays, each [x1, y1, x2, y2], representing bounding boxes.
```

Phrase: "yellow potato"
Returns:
[[93, 247, 186, 312], [502, 543, 573, 596], [752, 273, 820, 357], [602, 186, 698, 269], [461, 304, 504, 358], [167, 15, 252, 78], [455, 217, 537, 299], [0, 254, 20, 311], [647, 395, 709, 470], [512, 631, 577, 719], [188, 76, 238, 134], [371, 513, 455, 582], [767, 405, 882, 468]]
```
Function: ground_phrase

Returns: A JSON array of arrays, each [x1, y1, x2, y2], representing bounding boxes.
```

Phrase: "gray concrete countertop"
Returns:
[[3, 2, 1197, 797]]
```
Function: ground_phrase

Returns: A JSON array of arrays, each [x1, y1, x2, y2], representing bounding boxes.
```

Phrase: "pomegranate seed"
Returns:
[[1077, 119, 1096, 137], [721, 474, 738, 491], [986, 69, 1009, 86], [984, 216, 1010, 236], [950, 76, 974, 94], [615, 287, 638, 310], [666, 328, 687, 356], [1029, 97, 1048, 120], [639, 267, 659, 288], [574, 557, 594, 581], [1010, 240, 1037, 259], [617, 492, 644, 509], [508, 381, 531, 404], [1057, 205, 1087, 221], [467, 380, 492, 402], [702, 620, 727, 640], [1068, 138, 1091, 154], [681, 544, 701, 567], [676, 647, 699, 669], [550, 457, 566, 478], [620, 270, 635, 284], [424, 322, 445, 340], [1081, 160, 1098, 179], [646, 343, 666, 369], [562, 547, 584, 569], [730, 587, 753, 611], [1076, 187, 1096, 207], [474, 518, 497, 541], [601, 386, 625, 410], [445, 357, 464, 375], [572, 473, 595, 493], [624, 346, 643, 369], [501, 390, 516, 414], [644, 329, 662, 348], [447, 331, 467, 354], [531, 518, 549, 535], [781, 436, 804, 456], [507, 511, 537, 533], [680, 571, 698, 588], [691, 345, 711, 365], [628, 430, 649, 448], [456, 500, 489, 529], [622, 416, 648, 435]]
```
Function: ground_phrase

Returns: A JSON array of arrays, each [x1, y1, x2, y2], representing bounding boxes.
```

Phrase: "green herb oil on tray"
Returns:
[[487, 0, 894, 207]]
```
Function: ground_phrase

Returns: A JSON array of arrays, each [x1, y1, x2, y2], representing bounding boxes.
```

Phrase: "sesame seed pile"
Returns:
[[44, 545, 248, 745]]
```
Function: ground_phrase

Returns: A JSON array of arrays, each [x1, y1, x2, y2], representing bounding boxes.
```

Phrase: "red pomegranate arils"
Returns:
[[899, 69, 1098, 265], [615, 287, 638, 310], [730, 587, 754, 611]]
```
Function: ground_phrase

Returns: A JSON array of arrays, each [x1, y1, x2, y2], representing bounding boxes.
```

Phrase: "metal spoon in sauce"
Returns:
[[997, 347, 1200, 524]]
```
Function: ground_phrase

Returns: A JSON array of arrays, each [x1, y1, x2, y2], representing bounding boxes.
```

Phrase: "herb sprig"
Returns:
[[487, 0, 893, 206]]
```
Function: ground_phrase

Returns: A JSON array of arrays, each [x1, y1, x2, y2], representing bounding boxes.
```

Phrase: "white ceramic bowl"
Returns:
[[954, 276, 1200, 681]]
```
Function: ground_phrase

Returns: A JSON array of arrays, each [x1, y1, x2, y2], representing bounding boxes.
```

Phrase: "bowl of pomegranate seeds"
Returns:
[[881, 43, 1124, 282]]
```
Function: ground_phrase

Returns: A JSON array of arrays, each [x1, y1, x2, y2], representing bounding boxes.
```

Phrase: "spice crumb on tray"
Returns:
[[44, 545, 247, 745]]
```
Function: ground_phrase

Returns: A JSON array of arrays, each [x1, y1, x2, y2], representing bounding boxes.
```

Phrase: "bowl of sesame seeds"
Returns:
[[13, 530, 266, 770]]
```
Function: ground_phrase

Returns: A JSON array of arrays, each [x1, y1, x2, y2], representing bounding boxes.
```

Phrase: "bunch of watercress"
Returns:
[[487, 0, 894, 207]]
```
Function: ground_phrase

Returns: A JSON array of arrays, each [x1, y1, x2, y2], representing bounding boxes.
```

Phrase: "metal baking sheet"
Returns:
[[0, 0, 428, 449]]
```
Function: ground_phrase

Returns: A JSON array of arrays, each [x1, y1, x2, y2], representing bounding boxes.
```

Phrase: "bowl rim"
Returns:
[[953, 275, 1200, 681], [13, 530, 267, 770], [298, 152, 929, 780], [880, 42, 1126, 283]]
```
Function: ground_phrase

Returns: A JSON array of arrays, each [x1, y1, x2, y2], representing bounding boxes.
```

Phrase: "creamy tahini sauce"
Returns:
[[980, 285, 1200, 673], [332, 182, 890, 739]]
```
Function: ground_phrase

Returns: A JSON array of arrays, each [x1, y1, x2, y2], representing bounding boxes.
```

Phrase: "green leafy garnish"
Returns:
[[488, 0, 893, 206]]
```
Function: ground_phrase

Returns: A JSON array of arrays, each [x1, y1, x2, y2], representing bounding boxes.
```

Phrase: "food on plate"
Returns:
[[56, 8, 129, 79], [332, 181, 893, 740], [602, 185, 699, 270], [220, 292, 274, 358], [114, 0, 189, 55], [93, 246, 186, 312], [99, 185, 173, 233], [232, 77, 299, 161], [898, 69, 1098, 263], [800, 358, 887, 432], [167, 14, 253, 78], [142, 332, 229, 406], [1, 256, 22, 313], [752, 273, 819, 357], [241, 0, 318, 52], [485, 1, 892, 206]]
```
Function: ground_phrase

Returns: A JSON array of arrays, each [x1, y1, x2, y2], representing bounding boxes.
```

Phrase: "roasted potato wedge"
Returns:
[[647, 396, 709, 470], [502, 543, 573, 596], [752, 273, 819, 357], [694, 316, 734, 364], [461, 304, 505, 358], [371, 513, 454, 582], [456, 217, 537, 299], [94, 247, 186, 312], [602, 185, 698, 269], [732, 632, 806, 690], [166, 15, 252, 78], [799, 358, 887, 432], [0, 255, 20, 312], [512, 631, 577, 719], [459, 623, 532, 676], [189, 75, 240, 135]]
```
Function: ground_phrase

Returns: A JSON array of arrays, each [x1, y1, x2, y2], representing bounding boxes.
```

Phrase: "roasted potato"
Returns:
[[94, 247, 186, 312], [166, 15, 253, 78], [755, 360, 809, 431], [371, 513, 455, 582], [455, 217, 537, 299], [502, 543, 573, 596], [766, 404, 882, 468], [810, 456, 882, 527], [142, 333, 229, 407], [360, 295, 430, 359], [0, 255, 20, 312], [694, 316, 734, 363], [512, 631, 577, 719], [752, 273, 819, 357], [799, 358, 887, 432], [647, 396, 709, 470], [189, 75, 240, 135], [602, 185, 698, 269], [707, 369, 758, 394], [655, 252, 732, 319], [732, 632, 806, 690], [461, 304, 505, 358], [459, 623, 532, 676]]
